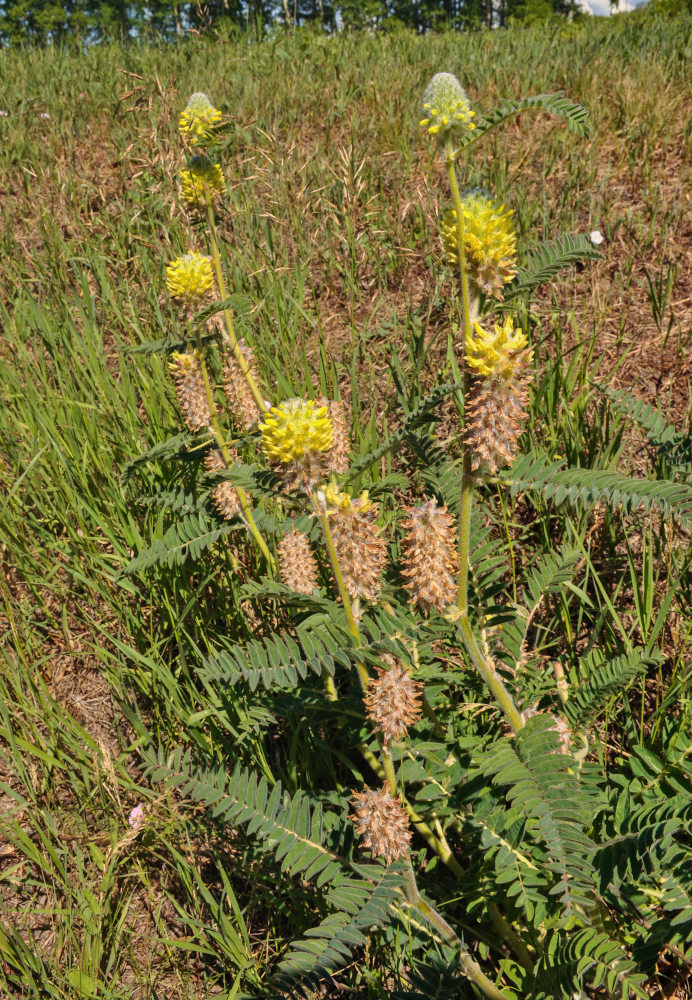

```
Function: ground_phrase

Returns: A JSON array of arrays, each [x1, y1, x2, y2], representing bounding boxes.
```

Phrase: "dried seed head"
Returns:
[[465, 316, 531, 379], [278, 528, 318, 595], [223, 341, 262, 430], [320, 398, 350, 475], [166, 251, 214, 312], [364, 656, 423, 743], [420, 73, 475, 141], [169, 350, 212, 432], [178, 92, 222, 145], [328, 492, 386, 604], [441, 193, 517, 299], [464, 366, 532, 473], [400, 498, 459, 614], [180, 156, 225, 211], [350, 785, 411, 864], [204, 449, 241, 520]]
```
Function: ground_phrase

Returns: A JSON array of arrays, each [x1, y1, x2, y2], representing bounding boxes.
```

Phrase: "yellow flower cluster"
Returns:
[[420, 72, 475, 139], [465, 317, 531, 379], [441, 193, 517, 298], [323, 485, 372, 514], [178, 92, 222, 145], [180, 157, 225, 211], [166, 252, 214, 307], [259, 399, 334, 464]]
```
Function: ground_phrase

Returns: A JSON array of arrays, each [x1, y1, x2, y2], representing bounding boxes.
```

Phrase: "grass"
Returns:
[[0, 10, 691, 997]]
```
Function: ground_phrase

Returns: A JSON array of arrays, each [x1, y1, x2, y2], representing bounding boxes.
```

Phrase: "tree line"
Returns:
[[0, 0, 587, 47]]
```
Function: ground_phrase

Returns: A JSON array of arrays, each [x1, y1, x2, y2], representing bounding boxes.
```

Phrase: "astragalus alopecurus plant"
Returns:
[[122, 76, 692, 1000]]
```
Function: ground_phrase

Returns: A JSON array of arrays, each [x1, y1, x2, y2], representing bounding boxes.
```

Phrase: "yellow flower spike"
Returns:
[[166, 252, 214, 308], [441, 192, 518, 299], [465, 316, 532, 380], [323, 485, 372, 515], [178, 92, 222, 145], [259, 399, 334, 465], [420, 73, 475, 141], [180, 156, 225, 211]]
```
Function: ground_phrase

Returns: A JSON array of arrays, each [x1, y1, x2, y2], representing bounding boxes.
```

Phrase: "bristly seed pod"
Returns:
[[204, 449, 240, 520], [400, 498, 459, 614], [464, 317, 533, 473], [327, 491, 386, 604], [169, 350, 212, 433], [350, 785, 411, 863], [364, 655, 423, 743], [223, 341, 262, 430], [320, 398, 350, 475], [278, 528, 318, 595]]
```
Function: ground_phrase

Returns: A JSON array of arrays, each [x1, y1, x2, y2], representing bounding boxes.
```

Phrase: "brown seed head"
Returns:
[[223, 341, 262, 430], [400, 498, 459, 614], [464, 353, 532, 473], [350, 785, 411, 863], [169, 350, 212, 433], [328, 494, 386, 604], [364, 656, 423, 743], [278, 528, 318, 595], [204, 449, 241, 520], [318, 398, 350, 475]]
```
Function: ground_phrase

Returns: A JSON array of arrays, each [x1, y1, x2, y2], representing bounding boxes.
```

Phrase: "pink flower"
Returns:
[[128, 803, 144, 829]]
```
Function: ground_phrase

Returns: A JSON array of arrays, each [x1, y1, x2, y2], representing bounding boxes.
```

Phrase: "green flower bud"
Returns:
[[420, 72, 475, 143]]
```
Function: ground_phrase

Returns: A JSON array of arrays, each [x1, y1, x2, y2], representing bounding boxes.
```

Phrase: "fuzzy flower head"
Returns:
[[420, 72, 475, 142], [259, 399, 333, 465], [180, 156, 225, 211], [166, 252, 214, 308], [350, 786, 411, 864], [178, 92, 222, 145], [441, 192, 517, 299], [465, 316, 531, 380]]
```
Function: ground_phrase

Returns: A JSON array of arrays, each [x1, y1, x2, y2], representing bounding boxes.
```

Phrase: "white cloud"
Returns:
[[579, 0, 639, 14]]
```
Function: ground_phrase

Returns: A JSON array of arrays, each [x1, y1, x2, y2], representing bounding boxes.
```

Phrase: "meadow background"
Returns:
[[0, 6, 691, 998]]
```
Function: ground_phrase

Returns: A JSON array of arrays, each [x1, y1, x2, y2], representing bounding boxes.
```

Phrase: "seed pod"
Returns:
[[328, 493, 386, 604], [364, 656, 423, 743], [278, 528, 318, 595], [350, 785, 411, 863], [223, 341, 263, 430], [400, 498, 458, 614], [204, 449, 240, 520], [169, 350, 212, 433], [464, 369, 531, 473]]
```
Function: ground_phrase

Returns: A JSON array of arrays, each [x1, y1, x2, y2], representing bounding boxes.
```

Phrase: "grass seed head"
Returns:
[[178, 92, 222, 145], [441, 193, 517, 299], [350, 785, 411, 863], [169, 350, 212, 432], [278, 528, 318, 595], [400, 497, 459, 614], [364, 656, 423, 743], [420, 72, 475, 141]]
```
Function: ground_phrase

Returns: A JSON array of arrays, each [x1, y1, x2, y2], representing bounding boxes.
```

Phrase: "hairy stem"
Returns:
[[404, 860, 515, 1000], [205, 198, 268, 416], [458, 614, 524, 735], [194, 333, 275, 571]]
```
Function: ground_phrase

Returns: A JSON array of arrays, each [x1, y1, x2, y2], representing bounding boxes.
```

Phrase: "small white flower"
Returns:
[[0, 110, 8, 117], [39, 112, 50, 120], [590, 230, 604, 245]]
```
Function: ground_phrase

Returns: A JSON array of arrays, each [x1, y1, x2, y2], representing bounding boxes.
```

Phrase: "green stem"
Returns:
[[194, 333, 275, 572], [404, 860, 514, 1000], [488, 902, 536, 973], [458, 615, 524, 735], [205, 198, 268, 416]]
